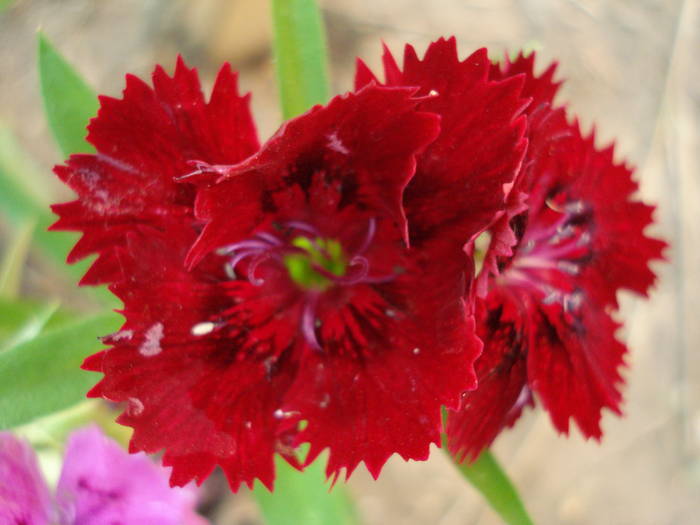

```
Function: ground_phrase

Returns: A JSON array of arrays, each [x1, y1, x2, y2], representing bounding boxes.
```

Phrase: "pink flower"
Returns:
[[0, 426, 206, 524]]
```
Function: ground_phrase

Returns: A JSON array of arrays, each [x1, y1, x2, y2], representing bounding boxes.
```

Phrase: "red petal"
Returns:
[[490, 52, 562, 109], [359, 38, 529, 250], [528, 298, 626, 438], [89, 226, 293, 490], [475, 54, 572, 291], [557, 125, 667, 306], [89, 57, 258, 171], [51, 58, 258, 284], [354, 58, 379, 89], [446, 298, 532, 461], [188, 84, 440, 266], [284, 258, 480, 480]]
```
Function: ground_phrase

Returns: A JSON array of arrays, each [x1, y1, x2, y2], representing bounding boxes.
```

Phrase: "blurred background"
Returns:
[[0, 0, 697, 523]]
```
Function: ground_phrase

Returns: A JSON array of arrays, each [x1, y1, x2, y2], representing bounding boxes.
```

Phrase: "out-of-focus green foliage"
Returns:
[[0, 312, 119, 429], [0, 220, 35, 298], [271, 0, 329, 118], [38, 32, 98, 157], [253, 453, 357, 525], [0, 298, 71, 348]]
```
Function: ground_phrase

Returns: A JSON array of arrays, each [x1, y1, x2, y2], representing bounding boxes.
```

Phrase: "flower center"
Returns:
[[217, 218, 394, 350], [499, 199, 592, 311], [217, 219, 378, 292], [283, 236, 347, 290]]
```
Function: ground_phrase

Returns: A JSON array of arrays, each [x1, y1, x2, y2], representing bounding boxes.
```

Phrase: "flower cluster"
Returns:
[[51, 37, 664, 489], [0, 426, 205, 524]]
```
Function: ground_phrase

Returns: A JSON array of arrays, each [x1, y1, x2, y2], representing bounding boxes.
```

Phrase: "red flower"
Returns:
[[51, 46, 526, 489], [441, 53, 667, 460]]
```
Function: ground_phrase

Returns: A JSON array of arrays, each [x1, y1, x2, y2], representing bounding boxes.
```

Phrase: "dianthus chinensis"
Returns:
[[51, 37, 663, 489]]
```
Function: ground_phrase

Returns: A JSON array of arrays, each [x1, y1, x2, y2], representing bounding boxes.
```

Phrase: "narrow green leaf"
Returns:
[[0, 300, 42, 340], [0, 125, 115, 305], [253, 454, 357, 525], [0, 125, 50, 217], [0, 298, 65, 343], [0, 298, 73, 349], [1, 300, 60, 351], [37, 32, 98, 156], [0, 220, 35, 298], [0, 312, 120, 429], [271, 0, 330, 119], [446, 445, 535, 525]]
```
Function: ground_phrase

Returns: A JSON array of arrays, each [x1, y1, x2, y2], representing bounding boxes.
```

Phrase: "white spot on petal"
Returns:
[[191, 321, 216, 336], [428, 89, 439, 96], [327, 131, 350, 155], [273, 408, 299, 420], [412, 347, 421, 355], [103, 329, 133, 343], [139, 323, 164, 357], [114, 330, 133, 340], [127, 397, 144, 416]]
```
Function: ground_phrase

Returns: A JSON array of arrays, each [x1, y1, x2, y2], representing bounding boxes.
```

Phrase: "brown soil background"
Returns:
[[1, 1, 698, 523]]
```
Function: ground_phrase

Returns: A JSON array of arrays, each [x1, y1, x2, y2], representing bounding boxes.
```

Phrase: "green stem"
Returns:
[[271, 0, 330, 119], [442, 436, 535, 525]]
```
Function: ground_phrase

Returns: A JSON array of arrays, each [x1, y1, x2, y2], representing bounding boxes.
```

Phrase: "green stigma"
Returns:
[[283, 236, 347, 290]]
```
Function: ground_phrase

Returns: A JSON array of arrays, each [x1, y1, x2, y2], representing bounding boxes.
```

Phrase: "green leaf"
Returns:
[[0, 219, 35, 298], [0, 297, 67, 344], [0, 312, 120, 429], [0, 300, 43, 340], [253, 454, 357, 525], [446, 446, 535, 525], [1, 300, 60, 351], [271, 0, 330, 119], [37, 32, 98, 156], [0, 124, 50, 219]]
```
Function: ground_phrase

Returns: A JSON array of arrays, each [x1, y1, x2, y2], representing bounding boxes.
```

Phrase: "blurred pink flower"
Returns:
[[0, 426, 207, 525]]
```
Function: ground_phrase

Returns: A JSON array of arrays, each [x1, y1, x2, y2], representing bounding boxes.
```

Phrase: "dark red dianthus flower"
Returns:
[[442, 53, 667, 460], [51, 45, 527, 489]]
